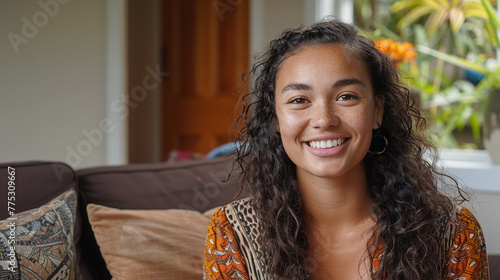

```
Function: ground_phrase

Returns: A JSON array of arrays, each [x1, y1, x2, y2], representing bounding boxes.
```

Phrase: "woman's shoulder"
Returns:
[[222, 197, 259, 232], [456, 206, 479, 222], [204, 197, 264, 279], [204, 201, 251, 280], [207, 197, 257, 231], [453, 205, 485, 234], [225, 197, 255, 215], [208, 197, 254, 217], [450, 205, 487, 251], [451, 205, 487, 253], [444, 205, 488, 279]]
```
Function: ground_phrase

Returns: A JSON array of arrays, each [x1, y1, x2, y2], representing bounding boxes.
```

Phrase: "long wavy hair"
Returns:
[[234, 20, 463, 280]]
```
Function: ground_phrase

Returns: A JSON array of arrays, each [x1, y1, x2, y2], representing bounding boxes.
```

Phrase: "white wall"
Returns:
[[250, 0, 307, 57], [470, 193, 500, 255], [249, 0, 353, 57], [0, 0, 107, 169], [441, 149, 500, 254]]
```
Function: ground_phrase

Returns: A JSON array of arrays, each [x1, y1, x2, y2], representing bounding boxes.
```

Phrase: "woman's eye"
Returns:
[[337, 93, 358, 101], [289, 97, 307, 104]]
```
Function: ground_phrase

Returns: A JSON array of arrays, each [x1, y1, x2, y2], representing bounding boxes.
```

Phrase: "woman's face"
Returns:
[[274, 43, 384, 180]]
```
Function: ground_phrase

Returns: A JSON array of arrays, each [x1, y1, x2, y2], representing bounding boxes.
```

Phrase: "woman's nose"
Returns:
[[311, 102, 340, 129]]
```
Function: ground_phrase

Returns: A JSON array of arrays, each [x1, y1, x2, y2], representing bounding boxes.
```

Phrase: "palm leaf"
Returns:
[[424, 0, 443, 9], [398, 6, 435, 31], [479, 0, 500, 29], [463, 9, 489, 19], [391, 0, 439, 12], [462, 1, 489, 19], [416, 45, 489, 73], [479, 0, 500, 46], [450, 7, 466, 32], [426, 6, 448, 35], [434, 0, 451, 9], [390, 0, 421, 12]]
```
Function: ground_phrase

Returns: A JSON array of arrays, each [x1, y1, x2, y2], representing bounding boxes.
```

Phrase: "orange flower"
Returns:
[[375, 39, 417, 67]]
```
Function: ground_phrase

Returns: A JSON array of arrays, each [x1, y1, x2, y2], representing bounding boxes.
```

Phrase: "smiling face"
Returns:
[[275, 43, 384, 180]]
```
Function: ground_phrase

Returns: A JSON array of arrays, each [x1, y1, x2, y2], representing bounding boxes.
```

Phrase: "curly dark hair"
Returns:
[[234, 19, 464, 280]]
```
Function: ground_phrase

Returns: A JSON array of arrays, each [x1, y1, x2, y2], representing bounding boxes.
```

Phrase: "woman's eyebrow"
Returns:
[[331, 78, 366, 89], [281, 83, 312, 93], [281, 79, 366, 94]]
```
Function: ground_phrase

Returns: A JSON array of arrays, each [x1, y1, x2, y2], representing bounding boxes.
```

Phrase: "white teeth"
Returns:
[[309, 138, 346, 149]]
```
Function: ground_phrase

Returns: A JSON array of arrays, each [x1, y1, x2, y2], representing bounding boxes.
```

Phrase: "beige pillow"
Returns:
[[86, 204, 219, 280]]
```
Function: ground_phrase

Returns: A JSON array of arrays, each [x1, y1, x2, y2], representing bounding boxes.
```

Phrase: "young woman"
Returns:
[[203, 20, 488, 280]]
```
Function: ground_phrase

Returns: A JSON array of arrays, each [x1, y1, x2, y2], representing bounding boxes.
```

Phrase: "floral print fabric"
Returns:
[[203, 206, 488, 279]]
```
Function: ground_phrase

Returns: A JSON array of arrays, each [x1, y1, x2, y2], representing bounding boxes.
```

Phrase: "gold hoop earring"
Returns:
[[368, 122, 388, 155]]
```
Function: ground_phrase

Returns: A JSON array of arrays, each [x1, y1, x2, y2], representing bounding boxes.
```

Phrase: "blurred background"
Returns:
[[1, 0, 346, 168], [3, 0, 499, 165], [1, 0, 499, 260]]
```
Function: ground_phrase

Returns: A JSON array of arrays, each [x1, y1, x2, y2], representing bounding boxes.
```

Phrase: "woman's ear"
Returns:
[[272, 118, 280, 132], [373, 95, 385, 129]]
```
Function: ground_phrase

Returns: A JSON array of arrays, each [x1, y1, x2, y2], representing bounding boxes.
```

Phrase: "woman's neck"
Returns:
[[298, 164, 376, 279], [298, 164, 374, 235]]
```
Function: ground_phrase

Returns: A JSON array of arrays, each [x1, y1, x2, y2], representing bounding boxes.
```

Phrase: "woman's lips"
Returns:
[[304, 138, 350, 156], [308, 138, 347, 149]]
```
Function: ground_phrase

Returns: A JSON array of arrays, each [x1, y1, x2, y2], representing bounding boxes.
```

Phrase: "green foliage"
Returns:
[[391, 0, 488, 35], [479, 0, 500, 46], [356, 0, 499, 148]]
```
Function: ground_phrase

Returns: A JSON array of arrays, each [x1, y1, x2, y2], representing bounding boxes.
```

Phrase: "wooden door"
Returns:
[[161, 0, 249, 159]]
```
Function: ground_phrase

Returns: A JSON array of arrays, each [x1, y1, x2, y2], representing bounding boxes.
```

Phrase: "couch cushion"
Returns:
[[77, 156, 242, 211], [0, 161, 77, 220], [490, 255, 500, 279], [0, 161, 88, 279], [76, 156, 244, 280], [86, 204, 218, 280]]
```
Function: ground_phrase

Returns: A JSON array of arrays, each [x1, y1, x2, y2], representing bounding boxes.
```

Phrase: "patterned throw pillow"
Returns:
[[0, 189, 81, 280]]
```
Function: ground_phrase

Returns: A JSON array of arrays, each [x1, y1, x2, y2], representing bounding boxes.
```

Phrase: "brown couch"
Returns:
[[0, 159, 498, 279], [0, 157, 243, 279]]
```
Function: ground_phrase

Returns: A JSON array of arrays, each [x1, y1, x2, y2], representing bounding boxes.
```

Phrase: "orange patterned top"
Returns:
[[203, 205, 488, 279], [204, 208, 250, 280]]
